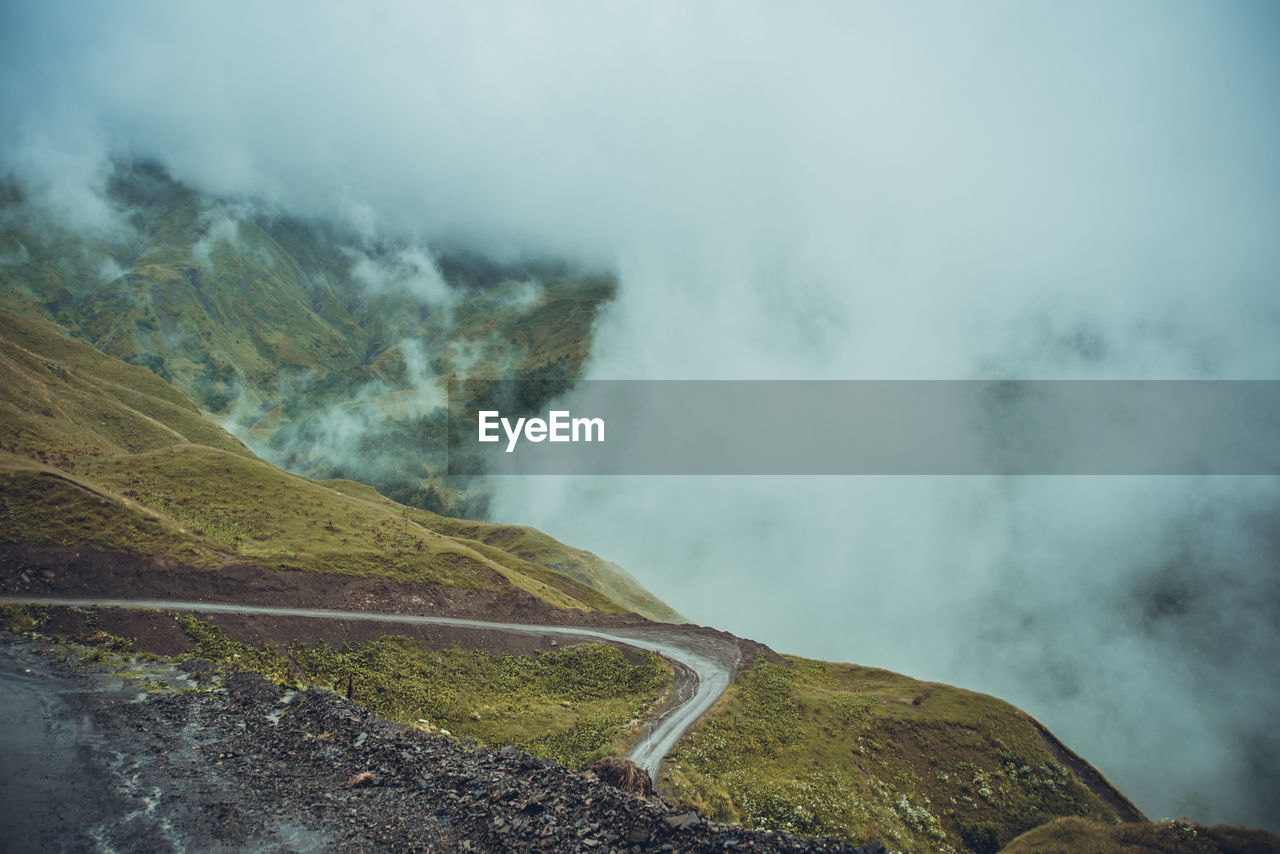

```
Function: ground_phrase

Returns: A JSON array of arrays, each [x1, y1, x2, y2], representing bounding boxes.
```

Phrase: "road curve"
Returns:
[[0, 596, 739, 781]]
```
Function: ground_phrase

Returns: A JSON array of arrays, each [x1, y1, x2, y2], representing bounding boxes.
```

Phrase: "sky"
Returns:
[[3, 0, 1280, 830]]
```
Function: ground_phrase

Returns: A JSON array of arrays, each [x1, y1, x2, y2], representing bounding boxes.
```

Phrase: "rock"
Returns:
[[662, 812, 700, 830], [223, 671, 285, 704], [586, 757, 655, 798], [344, 771, 376, 788], [177, 657, 216, 679]]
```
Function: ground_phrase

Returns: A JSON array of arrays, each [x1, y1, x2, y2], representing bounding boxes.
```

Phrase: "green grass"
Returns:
[[0, 309, 249, 459], [423, 515, 686, 623], [0, 467, 218, 564], [175, 615, 671, 769], [77, 444, 502, 586], [999, 816, 1280, 854], [0, 602, 50, 633], [664, 657, 1120, 854]]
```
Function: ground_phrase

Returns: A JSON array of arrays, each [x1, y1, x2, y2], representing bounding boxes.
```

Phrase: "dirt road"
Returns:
[[0, 596, 740, 781]]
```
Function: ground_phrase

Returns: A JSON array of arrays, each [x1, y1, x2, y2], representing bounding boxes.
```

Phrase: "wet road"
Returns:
[[0, 642, 137, 852]]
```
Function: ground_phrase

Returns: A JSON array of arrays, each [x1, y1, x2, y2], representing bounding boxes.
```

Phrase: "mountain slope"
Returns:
[[0, 161, 614, 518], [664, 656, 1144, 854], [999, 816, 1280, 854], [0, 309, 678, 620]]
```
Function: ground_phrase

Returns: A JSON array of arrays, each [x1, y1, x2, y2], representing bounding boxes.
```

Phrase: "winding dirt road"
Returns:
[[0, 596, 740, 780]]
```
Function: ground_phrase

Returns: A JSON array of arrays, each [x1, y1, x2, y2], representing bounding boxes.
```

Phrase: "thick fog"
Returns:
[[3, 0, 1279, 829]]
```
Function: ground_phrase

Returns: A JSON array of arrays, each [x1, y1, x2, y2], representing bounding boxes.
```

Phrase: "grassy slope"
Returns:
[[664, 656, 1125, 854], [0, 297, 250, 459], [395, 513, 683, 625], [175, 614, 672, 770], [0, 308, 652, 614], [999, 816, 1280, 854]]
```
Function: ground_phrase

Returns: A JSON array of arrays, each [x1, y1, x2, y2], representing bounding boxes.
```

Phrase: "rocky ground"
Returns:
[[0, 635, 888, 853]]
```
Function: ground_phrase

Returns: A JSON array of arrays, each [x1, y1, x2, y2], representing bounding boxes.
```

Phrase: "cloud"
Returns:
[[344, 246, 453, 306], [191, 211, 245, 269], [3, 0, 1280, 829]]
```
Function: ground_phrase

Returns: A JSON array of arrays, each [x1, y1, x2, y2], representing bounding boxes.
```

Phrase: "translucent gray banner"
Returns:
[[445, 380, 1280, 475]]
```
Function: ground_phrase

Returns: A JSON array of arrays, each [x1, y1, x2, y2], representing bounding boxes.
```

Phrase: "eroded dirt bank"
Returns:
[[0, 543, 633, 625], [0, 544, 781, 671], [0, 635, 880, 853]]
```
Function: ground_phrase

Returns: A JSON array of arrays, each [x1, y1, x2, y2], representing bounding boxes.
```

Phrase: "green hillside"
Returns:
[[0, 161, 613, 519], [664, 656, 1141, 854], [0, 309, 678, 620], [999, 816, 1280, 854]]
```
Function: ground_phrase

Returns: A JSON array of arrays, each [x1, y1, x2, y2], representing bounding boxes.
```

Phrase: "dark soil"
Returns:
[[1028, 719, 1147, 823], [0, 635, 886, 853], [0, 544, 783, 677], [0, 543, 652, 627], [39, 604, 646, 662]]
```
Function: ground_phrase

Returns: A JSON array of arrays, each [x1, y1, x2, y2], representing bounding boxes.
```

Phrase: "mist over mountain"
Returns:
[[0, 160, 614, 517], [3, 0, 1279, 833]]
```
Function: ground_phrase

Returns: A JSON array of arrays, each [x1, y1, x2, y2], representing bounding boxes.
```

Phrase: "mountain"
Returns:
[[0, 160, 613, 519], [3, 306, 1274, 852], [0, 308, 681, 621], [4, 161, 1275, 854]]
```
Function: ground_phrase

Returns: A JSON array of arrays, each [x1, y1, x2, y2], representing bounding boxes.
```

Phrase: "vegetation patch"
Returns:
[[1000, 816, 1280, 854], [176, 615, 671, 770], [0, 468, 217, 565], [665, 657, 1119, 854], [0, 602, 50, 633]]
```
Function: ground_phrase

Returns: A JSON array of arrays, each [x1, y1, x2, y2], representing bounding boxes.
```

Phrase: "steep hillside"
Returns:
[[0, 161, 613, 518], [0, 309, 679, 621], [391, 510, 684, 625], [663, 656, 1145, 854], [999, 816, 1280, 854]]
